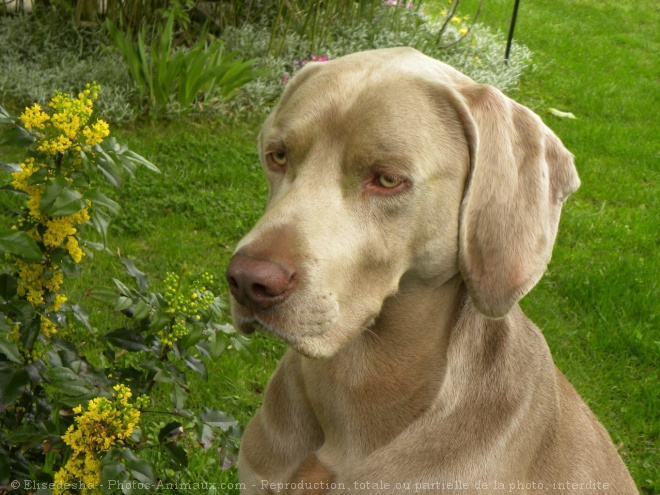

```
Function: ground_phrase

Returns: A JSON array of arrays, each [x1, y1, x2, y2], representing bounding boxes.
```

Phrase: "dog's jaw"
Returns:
[[230, 294, 345, 359]]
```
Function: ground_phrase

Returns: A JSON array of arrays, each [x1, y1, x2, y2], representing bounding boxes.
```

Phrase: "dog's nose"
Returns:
[[226, 253, 297, 310]]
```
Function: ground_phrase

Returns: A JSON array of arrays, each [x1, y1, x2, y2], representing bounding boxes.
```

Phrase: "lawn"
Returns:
[[0, 0, 657, 493]]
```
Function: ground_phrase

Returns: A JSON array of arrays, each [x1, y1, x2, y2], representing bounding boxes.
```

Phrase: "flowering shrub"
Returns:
[[1, 84, 122, 351], [54, 385, 149, 494], [0, 88, 250, 492]]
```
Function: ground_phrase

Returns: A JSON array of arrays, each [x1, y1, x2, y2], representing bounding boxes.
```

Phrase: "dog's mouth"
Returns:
[[230, 298, 343, 359], [235, 318, 258, 335]]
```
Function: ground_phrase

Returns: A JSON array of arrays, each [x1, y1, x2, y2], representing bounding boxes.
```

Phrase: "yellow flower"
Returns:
[[16, 260, 45, 305], [451, 16, 461, 25], [54, 384, 147, 494], [43, 270, 64, 293], [82, 120, 110, 146], [65, 236, 84, 263], [20, 104, 50, 130], [51, 293, 68, 311], [53, 454, 101, 495], [440, 9, 446, 16], [72, 206, 91, 225], [12, 159, 47, 220], [26, 187, 44, 221], [35, 82, 105, 157], [11, 158, 37, 190], [41, 316, 57, 338], [43, 216, 77, 248], [38, 134, 73, 155], [459, 28, 468, 36]]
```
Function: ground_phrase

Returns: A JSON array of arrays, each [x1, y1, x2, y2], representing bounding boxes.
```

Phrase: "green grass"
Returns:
[[1, 0, 658, 492]]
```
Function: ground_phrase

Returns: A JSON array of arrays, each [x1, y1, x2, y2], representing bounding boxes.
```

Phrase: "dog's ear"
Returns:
[[454, 84, 580, 318]]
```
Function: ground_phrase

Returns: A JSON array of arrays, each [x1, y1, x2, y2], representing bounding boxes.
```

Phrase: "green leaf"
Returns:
[[95, 154, 123, 188], [0, 272, 18, 300], [180, 326, 203, 349], [40, 179, 87, 217], [132, 299, 152, 320], [200, 408, 237, 432], [207, 331, 229, 359], [123, 454, 155, 485], [114, 296, 133, 312], [58, 248, 83, 278], [0, 126, 35, 147], [153, 363, 187, 388], [4, 424, 42, 445], [149, 311, 171, 334], [113, 278, 132, 297], [83, 240, 111, 253], [0, 105, 17, 124], [230, 334, 256, 363], [158, 421, 183, 443], [0, 338, 21, 363], [163, 442, 188, 469], [7, 300, 35, 322], [170, 382, 187, 410], [196, 422, 215, 450], [105, 327, 151, 352], [87, 287, 119, 305], [100, 461, 128, 495], [45, 366, 92, 397], [71, 303, 92, 331], [91, 207, 111, 246], [184, 355, 207, 380], [87, 189, 121, 216], [0, 369, 29, 410], [20, 316, 39, 349], [120, 257, 149, 292], [0, 230, 42, 261], [123, 150, 160, 173], [0, 162, 21, 173]]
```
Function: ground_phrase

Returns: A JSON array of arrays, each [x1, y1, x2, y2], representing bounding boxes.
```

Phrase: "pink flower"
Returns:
[[384, 0, 413, 7], [284, 54, 330, 84]]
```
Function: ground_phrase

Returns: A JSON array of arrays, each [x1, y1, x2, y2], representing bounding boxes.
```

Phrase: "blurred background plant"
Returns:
[[0, 0, 529, 123], [106, 12, 259, 114]]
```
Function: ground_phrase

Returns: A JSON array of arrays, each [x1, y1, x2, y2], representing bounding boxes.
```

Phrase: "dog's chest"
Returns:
[[300, 353, 439, 458]]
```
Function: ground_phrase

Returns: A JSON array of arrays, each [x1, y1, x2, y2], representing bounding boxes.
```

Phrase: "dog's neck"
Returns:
[[300, 274, 467, 458]]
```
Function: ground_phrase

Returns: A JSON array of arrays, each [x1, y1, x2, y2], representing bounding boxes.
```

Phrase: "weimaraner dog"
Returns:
[[226, 48, 637, 494]]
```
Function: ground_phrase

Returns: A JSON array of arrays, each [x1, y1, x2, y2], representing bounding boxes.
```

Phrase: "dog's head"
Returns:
[[226, 48, 579, 358]]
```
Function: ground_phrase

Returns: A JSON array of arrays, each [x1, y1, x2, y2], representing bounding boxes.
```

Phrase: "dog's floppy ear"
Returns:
[[454, 84, 580, 318]]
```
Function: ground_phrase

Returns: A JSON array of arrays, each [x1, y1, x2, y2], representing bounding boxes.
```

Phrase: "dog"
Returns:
[[225, 48, 638, 494]]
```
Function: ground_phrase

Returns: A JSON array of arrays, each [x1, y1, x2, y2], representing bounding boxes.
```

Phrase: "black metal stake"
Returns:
[[505, 0, 521, 65]]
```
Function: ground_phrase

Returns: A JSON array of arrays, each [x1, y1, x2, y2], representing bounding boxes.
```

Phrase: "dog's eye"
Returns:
[[376, 174, 402, 188], [267, 150, 287, 168]]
